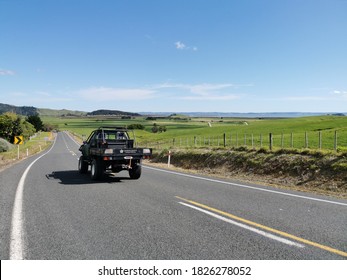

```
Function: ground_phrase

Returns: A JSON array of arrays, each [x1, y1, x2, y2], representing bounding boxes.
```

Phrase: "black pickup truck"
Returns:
[[78, 127, 151, 180]]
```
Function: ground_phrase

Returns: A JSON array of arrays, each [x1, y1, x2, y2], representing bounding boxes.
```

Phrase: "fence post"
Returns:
[[291, 133, 294, 148], [260, 134, 263, 147], [251, 134, 254, 149], [223, 133, 226, 147], [281, 133, 284, 149], [167, 150, 171, 167], [305, 132, 308, 149], [318, 131, 322, 150], [269, 133, 273, 150], [334, 130, 337, 152]]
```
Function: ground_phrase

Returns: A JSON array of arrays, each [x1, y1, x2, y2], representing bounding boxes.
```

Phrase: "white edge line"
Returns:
[[63, 131, 82, 147], [179, 202, 304, 248], [144, 166, 347, 207], [9, 135, 57, 260]]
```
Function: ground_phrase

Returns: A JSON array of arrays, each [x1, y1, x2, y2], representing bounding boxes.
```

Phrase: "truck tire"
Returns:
[[129, 164, 142, 179], [78, 156, 88, 174], [91, 159, 103, 180]]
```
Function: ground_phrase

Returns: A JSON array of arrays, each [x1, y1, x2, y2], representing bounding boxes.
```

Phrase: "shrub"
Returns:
[[0, 138, 14, 152], [127, 124, 145, 130]]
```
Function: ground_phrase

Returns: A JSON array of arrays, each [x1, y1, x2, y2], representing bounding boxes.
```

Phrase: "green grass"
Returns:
[[0, 131, 54, 161], [42, 115, 347, 152]]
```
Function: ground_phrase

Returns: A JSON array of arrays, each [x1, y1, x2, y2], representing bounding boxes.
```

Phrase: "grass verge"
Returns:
[[0, 132, 55, 171], [149, 147, 347, 199]]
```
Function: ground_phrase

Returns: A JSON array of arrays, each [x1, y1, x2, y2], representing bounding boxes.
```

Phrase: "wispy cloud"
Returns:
[[331, 90, 347, 97], [283, 96, 329, 101], [180, 94, 240, 101], [75, 83, 247, 103], [154, 82, 247, 100], [4, 91, 73, 107], [0, 69, 15, 75], [175, 41, 186, 50], [77, 87, 156, 101], [279, 89, 347, 101], [175, 41, 197, 51]]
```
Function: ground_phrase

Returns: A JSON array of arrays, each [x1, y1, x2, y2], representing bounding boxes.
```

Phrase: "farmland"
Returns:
[[42, 115, 347, 152]]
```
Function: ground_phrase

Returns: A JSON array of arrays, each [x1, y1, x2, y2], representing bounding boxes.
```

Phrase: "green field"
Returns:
[[42, 115, 347, 152]]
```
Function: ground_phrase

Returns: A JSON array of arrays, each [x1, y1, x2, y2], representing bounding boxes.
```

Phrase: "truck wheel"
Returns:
[[78, 156, 88, 174], [91, 159, 103, 180], [129, 164, 142, 179]]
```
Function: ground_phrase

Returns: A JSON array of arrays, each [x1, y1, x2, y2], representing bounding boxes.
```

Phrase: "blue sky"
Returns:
[[1, 0, 347, 113]]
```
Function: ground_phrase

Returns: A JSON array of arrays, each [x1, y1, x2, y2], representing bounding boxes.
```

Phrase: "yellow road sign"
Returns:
[[14, 136, 24, 145]]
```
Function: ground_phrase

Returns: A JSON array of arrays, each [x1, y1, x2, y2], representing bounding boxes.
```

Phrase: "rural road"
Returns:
[[0, 132, 346, 260]]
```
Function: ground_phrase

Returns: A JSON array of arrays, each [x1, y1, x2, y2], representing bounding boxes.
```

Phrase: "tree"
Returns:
[[151, 123, 158, 133], [0, 114, 13, 141], [26, 114, 43, 132], [0, 112, 22, 142], [0, 112, 35, 142], [151, 123, 167, 133], [159, 125, 167, 133], [21, 120, 36, 139]]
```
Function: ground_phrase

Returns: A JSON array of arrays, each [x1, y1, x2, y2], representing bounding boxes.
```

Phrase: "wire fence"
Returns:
[[138, 130, 347, 152]]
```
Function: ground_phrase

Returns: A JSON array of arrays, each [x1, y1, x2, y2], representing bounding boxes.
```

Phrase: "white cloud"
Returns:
[[284, 96, 329, 101], [154, 82, 244, 101], [175, 41, 197, 51], [0, 69, 15, 75], [180, 95, 240, 101], [77, 87, 156, 101], [331, 90, 347, 99], [280, 89, 347, 102], [2, 91, 73, 108], [189, 83, 235, 96], [175, 41, 186, 50]]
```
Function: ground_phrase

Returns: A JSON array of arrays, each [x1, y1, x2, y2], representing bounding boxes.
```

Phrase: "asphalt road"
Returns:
[[0, 132, 346, 260]]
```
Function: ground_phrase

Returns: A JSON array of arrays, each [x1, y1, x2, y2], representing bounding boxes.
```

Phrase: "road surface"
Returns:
[[0, 132, 346, 259]]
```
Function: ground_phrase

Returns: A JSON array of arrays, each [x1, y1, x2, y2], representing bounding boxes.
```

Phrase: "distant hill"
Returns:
[[0, 103, 38, 116], [0, 103, 140, 117], [140, 112, 346, 118], [87, 109, 140, 116], [2, 102, 345, 118], [0, 103, 87, 116], [37, 108, 87, 116]]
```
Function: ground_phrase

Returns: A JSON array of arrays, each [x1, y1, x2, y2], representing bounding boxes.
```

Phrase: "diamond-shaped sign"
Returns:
[[14, 136, 24, 145]]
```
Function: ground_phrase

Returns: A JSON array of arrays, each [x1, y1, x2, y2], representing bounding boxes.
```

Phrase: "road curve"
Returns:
[[0, 131, 346, 259]]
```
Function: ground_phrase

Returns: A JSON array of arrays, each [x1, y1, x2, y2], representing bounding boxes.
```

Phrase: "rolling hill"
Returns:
[[0, 103, 139, 117]]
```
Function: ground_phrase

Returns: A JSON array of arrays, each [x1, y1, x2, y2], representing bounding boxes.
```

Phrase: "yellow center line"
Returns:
[[175, 196, 347, 258]]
